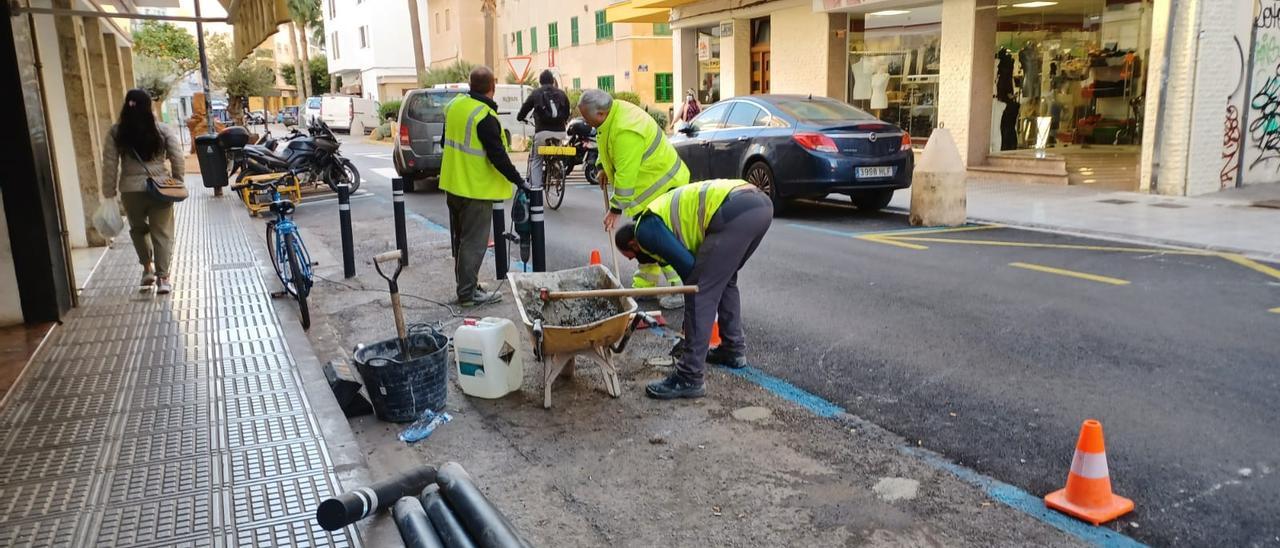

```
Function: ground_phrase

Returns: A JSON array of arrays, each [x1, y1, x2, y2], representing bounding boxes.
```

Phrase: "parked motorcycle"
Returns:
[[566, 118, 600, 186], [220, 119, 360, 194]]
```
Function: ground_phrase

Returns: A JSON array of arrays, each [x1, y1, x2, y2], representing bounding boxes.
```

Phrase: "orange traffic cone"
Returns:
[[589, 249, 602, 265], [709, 321, 722, 349], [1044, 419, 1134, 525]]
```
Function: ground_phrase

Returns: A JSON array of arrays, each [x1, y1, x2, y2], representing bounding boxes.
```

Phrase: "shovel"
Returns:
[[373, 250, 409, 354]]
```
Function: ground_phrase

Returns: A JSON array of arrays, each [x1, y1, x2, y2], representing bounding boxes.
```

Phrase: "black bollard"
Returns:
[[393, 497, 446, 548], [338, 183, 355, 278], [315, 466, 437, 531], [491, 202, 507, 281], [419, 484, 477, 548], [436, 462, 528, 548], [528, 185, 546, 273], [393, 177, 409, 266]]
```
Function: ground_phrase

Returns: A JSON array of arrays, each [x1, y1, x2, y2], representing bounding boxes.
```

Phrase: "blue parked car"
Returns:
[[670, 94, 914, 212]]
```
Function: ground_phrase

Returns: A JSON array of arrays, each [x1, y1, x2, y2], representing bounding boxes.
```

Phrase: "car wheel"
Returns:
[[850, 189, 895, 212], [744, 160, 785, 213]]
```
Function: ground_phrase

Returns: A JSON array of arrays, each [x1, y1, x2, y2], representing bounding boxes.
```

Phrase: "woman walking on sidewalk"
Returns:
[[101, 89, 185, 294]]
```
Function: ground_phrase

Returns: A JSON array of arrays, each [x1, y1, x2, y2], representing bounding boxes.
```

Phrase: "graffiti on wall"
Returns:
[[1223, 38, 1246, 188], [1246, 0, 1280, 178], [1248, 63, 1280, 169]]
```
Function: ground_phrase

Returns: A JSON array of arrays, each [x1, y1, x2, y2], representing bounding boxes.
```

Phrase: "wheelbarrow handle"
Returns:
[[540, 285, 699, 301]]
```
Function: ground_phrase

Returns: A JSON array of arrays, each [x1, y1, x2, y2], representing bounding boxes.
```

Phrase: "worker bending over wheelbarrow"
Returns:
[[614, 179, 773, 400]]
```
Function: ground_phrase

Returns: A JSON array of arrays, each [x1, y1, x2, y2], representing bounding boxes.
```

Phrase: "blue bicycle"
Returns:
[[232, 171, 314, 329]]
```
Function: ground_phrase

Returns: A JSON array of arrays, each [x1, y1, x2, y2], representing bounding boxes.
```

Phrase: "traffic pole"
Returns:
[[338, 183, 355, 278], [528, 184, 546, 272], [492, 202, 507, 281], [392, 177, 409, 266]]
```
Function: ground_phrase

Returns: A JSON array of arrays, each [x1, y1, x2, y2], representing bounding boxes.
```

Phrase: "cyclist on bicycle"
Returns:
[[517, 70, 571, 187]]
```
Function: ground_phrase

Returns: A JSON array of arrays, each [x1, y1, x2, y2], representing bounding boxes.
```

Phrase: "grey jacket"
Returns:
[[102, 123, 185, 197]]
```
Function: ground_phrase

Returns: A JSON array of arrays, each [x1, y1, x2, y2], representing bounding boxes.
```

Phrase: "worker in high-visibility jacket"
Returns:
[[631, 261, 684, 309], [440, 66, 526, 306], [576, 89, 690, 233], [615, 179, 773, 400]]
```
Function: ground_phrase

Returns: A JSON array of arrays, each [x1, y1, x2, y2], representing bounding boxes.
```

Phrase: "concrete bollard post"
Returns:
[[909, 127, 967, 227]]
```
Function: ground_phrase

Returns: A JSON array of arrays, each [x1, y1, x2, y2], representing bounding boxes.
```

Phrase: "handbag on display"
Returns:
[[131, 148, 188, 202]]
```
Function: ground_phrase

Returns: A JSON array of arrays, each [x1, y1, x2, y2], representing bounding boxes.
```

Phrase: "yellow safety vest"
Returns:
[[598, 100, 689, 217], [440, 95, 514, 201], [647, 179, 749, 254]]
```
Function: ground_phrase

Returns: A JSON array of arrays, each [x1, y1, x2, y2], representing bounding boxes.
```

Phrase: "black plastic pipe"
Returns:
[[315, 466, 437, 531], [436, 462, 528, 548], [419, 484, 477, 548], [394, 497, 446, 548]]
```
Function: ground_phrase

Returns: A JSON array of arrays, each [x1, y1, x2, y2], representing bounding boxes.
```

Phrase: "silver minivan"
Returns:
[[393, 89, 459, 191]]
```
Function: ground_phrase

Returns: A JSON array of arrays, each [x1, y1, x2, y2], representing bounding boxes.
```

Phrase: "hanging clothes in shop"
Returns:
[[997, 48, 1019, 151], [1020, 44, 1042, 99]]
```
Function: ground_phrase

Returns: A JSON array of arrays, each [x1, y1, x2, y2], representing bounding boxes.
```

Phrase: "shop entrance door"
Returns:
[[750, 17, 770, 94]]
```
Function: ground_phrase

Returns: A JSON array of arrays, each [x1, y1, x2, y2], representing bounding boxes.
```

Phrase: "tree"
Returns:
[[207, 33, 274, 125], [282, 55, 330, 95], [134, 55, 178, 109], [132, 21, 199, 76], [420, 60, 477, 88], [286, 22, 306, 98], [288, 0, 321, 98], [406, 0, 426, 77]]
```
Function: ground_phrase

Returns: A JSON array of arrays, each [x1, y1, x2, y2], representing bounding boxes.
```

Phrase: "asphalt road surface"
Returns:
[[327, 138, 1280, 546]]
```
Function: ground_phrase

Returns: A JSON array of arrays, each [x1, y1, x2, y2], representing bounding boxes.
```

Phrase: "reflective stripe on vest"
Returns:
[[654, 179, 747, 253], [439, 96, 514, 201], [613, 157, 684, 209], [599, 100, 689, 217], [442, 104, 488, 156]]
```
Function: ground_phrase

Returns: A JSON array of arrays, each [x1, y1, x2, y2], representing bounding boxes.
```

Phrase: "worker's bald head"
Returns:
[[469, 66, 496, 97], [578, 89, 613, 127]]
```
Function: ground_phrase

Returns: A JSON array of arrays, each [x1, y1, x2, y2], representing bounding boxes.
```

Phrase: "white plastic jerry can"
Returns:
[[452, 317, 524, 399]]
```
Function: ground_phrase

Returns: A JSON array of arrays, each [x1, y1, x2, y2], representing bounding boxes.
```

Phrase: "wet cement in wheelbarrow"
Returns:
[[516, 272, 625, 327]]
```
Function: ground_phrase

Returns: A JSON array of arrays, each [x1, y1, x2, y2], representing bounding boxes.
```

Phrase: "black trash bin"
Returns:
[[194, 134, 228, 189], [353, 328, 450, 423]]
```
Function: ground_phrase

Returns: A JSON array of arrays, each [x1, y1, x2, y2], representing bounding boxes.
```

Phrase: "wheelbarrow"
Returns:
[[508, 265, 697, 408]]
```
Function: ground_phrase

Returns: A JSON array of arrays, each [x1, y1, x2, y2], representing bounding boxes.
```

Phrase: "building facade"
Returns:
[[606, 0, 1277, 196], [425, 0, 489, 69], [322, 0, 421, 101], [499, 0, 676, 108]]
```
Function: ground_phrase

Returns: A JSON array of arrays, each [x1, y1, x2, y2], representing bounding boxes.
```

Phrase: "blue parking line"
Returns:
[[721, 364, 1146, 547]]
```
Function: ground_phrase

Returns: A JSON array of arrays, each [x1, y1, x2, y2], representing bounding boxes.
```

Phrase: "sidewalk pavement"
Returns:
[[0, 191, 365, 547], [292, 192, 1094, 547], [889, 181, 1280, 261]]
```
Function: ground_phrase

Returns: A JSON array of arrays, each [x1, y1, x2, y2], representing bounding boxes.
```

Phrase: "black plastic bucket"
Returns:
[[353, 329, 449, 423]]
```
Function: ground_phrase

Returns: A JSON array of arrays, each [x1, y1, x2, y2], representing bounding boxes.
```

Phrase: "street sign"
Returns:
[[506, 56, 533, 83]]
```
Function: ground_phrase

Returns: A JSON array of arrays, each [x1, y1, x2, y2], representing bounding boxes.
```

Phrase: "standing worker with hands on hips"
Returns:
[[615, 179, 773, 400], [576, 89, 689, 233], [440, 66, 527, 307]]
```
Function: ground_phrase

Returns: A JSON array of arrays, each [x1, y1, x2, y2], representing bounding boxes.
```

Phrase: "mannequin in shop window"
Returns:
[[850, 54, 872, 102], [870, 61, 890, 114], [1020, 41, 1041, 100], [996, 47, 1019, 151]]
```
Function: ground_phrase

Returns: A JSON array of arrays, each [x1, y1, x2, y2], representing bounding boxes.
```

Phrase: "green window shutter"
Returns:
[[572, 77, 581, 89], [653, 23, 671, 36], [549, 22, 558, 49], [595, 10, 612, 41], [597, 75, 614, 92], [655, 73, 673, 102], [571, 17, 579, 46], [531, 27, 537, 53], [516, 31, 523, 55]]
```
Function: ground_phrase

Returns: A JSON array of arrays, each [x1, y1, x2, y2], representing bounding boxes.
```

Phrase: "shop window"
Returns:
[[571, 17, 579, 46], [655, 73, 673, 102], [654, 23, 671, 36], [530, 27, 538, 53], [750, 17, 771, 94], [848, 6, 942, 140], [597, 75, 615, 92], [595, 10, 613, 41], [549, 22, 559, 49], [516, 30, 523, 55], [696, 27, 721, 104]]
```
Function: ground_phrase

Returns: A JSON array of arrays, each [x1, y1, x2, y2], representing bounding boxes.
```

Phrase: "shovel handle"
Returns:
[[542, 285, 699, 301], [374, 250, 403, 264]]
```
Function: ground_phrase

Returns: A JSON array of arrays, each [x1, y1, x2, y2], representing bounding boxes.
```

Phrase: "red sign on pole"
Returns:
[[506, 56, 533, 82]]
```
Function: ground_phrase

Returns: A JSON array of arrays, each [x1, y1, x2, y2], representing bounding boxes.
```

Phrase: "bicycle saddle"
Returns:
[[269, 200, 296, 215]]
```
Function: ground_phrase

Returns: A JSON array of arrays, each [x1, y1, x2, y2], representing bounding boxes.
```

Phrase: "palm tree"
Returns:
[[407, 0, 426, 77], [481, 0, 496, 69], [286, 22, 307, 98], [288, 0, 321, 98]]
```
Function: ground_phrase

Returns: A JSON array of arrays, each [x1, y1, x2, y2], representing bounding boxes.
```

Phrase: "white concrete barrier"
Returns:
[[909, 127, 967, 227]]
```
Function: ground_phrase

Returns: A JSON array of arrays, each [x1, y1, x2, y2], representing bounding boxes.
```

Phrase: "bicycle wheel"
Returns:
[[266, 223, 288, 290], [285, 232, 311, 329], [545, 161, 566, 210]]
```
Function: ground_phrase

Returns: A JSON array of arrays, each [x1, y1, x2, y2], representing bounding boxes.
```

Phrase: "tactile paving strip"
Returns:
[[0, 195, 357, 547]]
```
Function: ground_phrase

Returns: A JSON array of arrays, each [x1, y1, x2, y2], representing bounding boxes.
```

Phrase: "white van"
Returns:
[[430, 83, 534, 142], [320, 95, 380, 134]]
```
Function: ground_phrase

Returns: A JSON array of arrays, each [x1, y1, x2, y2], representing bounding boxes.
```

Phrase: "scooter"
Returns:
[[566, 118, 600, 185]]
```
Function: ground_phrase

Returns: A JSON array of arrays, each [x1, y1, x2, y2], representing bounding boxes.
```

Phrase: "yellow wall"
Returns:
[[428, 0, 488, 68]]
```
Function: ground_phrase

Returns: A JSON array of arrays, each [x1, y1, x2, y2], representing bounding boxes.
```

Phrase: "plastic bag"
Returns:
[[398, 409, 452, 443], [92, 197, 124, 238]]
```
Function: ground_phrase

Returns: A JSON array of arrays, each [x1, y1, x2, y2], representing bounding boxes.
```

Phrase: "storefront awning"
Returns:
[[605, 1, 670, 24], [219, 0, 292, 60]]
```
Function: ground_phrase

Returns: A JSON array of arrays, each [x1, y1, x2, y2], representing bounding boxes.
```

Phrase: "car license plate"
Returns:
[[857, 166, 895, 179]]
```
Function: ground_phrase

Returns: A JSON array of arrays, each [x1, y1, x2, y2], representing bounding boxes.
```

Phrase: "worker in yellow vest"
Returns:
[[439, 67, 526, 306], [631, 260, 683, 309], [615, 179, 773, 399], [576, 89, 690, 233]]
